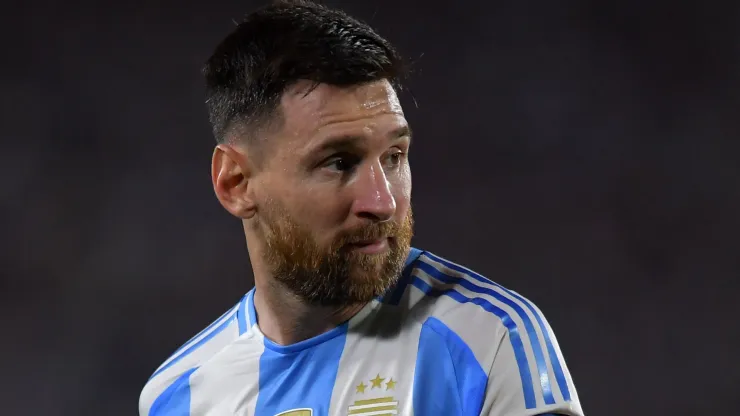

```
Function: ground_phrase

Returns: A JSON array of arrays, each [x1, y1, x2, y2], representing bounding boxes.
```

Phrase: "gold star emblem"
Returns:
[[370, 374, 385, 389], [385, 378, 397, 390], [355, 381, 367, 394]]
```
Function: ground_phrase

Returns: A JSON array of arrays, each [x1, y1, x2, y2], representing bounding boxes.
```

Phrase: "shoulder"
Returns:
[[398, 249, 554, 367], [403, 249, 548, 333], [398, 249, 581, 414], [139, 293, 253, 415]]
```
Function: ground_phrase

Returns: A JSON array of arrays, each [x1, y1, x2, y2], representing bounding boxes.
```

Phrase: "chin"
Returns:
[[351, 259, 387, 277]]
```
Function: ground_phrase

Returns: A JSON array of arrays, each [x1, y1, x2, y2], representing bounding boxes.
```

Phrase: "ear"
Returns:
[[211, 144, 257, 219]]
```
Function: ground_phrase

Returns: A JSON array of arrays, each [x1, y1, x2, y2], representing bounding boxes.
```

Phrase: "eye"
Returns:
[[323, 153, 359, 173], [384, 150, 406, 169]]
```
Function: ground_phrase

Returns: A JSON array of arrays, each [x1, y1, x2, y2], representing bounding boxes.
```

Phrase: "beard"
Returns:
[[257, 201, 414, 307]]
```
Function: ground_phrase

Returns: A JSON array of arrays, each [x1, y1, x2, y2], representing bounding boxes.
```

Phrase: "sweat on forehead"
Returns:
[[279, 80, 403, 134]]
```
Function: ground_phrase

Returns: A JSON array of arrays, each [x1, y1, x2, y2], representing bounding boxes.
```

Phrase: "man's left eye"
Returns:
[[385, 151, 405, 168]]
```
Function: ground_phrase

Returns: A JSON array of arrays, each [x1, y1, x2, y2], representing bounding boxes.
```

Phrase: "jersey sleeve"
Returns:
[[480, 302, 584, 416], [139, 296, 249, 415]]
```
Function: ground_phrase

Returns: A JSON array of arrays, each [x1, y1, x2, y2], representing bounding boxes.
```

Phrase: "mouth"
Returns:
[[347, 237, 390, 254]]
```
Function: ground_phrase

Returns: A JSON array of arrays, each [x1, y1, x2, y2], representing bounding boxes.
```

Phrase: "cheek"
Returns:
[[291, 185, 347, 227]]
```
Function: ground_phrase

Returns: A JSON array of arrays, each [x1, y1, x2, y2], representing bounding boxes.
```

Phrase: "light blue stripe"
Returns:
[[418, 259, 554, 405], [413, 317, 487, 415], [150, 315, 235, 380], [410, 277, 537, 409], [425, 252, 571, 402], [405, 247, 423, 268], [149, 367, 197, 416], [254, 326, 348, 414]]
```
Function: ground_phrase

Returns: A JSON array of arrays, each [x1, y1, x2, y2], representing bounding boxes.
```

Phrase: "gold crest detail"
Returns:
[[274, 409, 313, 416], [349, 374, 399, 415]]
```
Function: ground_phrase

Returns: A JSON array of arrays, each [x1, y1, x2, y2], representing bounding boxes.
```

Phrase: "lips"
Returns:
[[351, 238, 385, 246], [347, 237, 390, 254]]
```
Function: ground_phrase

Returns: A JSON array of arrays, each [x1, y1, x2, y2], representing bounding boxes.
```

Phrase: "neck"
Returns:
[[252, 278, 365, 346], [245, 230, 365, 345]]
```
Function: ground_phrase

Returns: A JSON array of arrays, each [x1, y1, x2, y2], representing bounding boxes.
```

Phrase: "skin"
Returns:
[[211, 79, 413, 345]]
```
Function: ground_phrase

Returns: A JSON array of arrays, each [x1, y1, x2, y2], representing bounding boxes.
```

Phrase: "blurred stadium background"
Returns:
[[2, 0, 738, 414]]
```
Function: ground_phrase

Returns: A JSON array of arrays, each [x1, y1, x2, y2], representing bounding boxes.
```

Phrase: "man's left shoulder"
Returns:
[[397, 250, 582, 416], [403, 249, 553, 349]]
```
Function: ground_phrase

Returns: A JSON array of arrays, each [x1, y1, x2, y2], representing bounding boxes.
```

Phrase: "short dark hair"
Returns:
[[203, 0, 406, 144]]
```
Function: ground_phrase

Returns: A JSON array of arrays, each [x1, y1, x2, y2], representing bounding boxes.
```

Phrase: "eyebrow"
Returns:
[[313, 125, 413, 153]]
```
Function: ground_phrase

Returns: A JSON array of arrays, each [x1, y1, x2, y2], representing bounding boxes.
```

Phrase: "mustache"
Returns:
[[335, 221, 401, 246]]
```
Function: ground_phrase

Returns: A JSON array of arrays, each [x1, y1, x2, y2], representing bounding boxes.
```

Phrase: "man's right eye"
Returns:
[[323, 154, 358, 172]]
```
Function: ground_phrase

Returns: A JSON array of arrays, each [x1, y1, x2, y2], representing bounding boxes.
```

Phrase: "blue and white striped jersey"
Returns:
[[140, 248, 583, 416]]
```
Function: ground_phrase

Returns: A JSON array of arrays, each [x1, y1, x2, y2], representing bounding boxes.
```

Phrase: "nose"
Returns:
[[351, 161, 396, 222]]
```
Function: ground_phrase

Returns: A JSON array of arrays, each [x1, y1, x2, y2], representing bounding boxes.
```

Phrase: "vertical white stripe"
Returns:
[[188, 331, 265, 415], [329, 302, 421, 416]]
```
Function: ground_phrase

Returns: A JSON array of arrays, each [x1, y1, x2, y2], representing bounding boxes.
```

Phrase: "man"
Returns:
[[139, 1, 584, 415]]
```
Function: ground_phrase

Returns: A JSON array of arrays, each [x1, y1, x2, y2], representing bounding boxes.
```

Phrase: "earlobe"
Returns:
[[211, 144, 257, 219]]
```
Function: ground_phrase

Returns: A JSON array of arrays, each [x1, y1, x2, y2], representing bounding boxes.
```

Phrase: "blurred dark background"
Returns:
[[3, 0, 739, 414]]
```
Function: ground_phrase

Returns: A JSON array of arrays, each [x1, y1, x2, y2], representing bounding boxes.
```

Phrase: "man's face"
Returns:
[[252, 79, 413, 306]]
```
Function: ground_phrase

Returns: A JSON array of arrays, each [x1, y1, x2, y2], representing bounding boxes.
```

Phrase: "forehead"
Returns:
[[278, 79, 405, 143]]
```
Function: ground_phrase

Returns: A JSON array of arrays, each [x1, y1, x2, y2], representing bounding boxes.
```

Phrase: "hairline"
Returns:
[[221, 78, 401, 144]]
